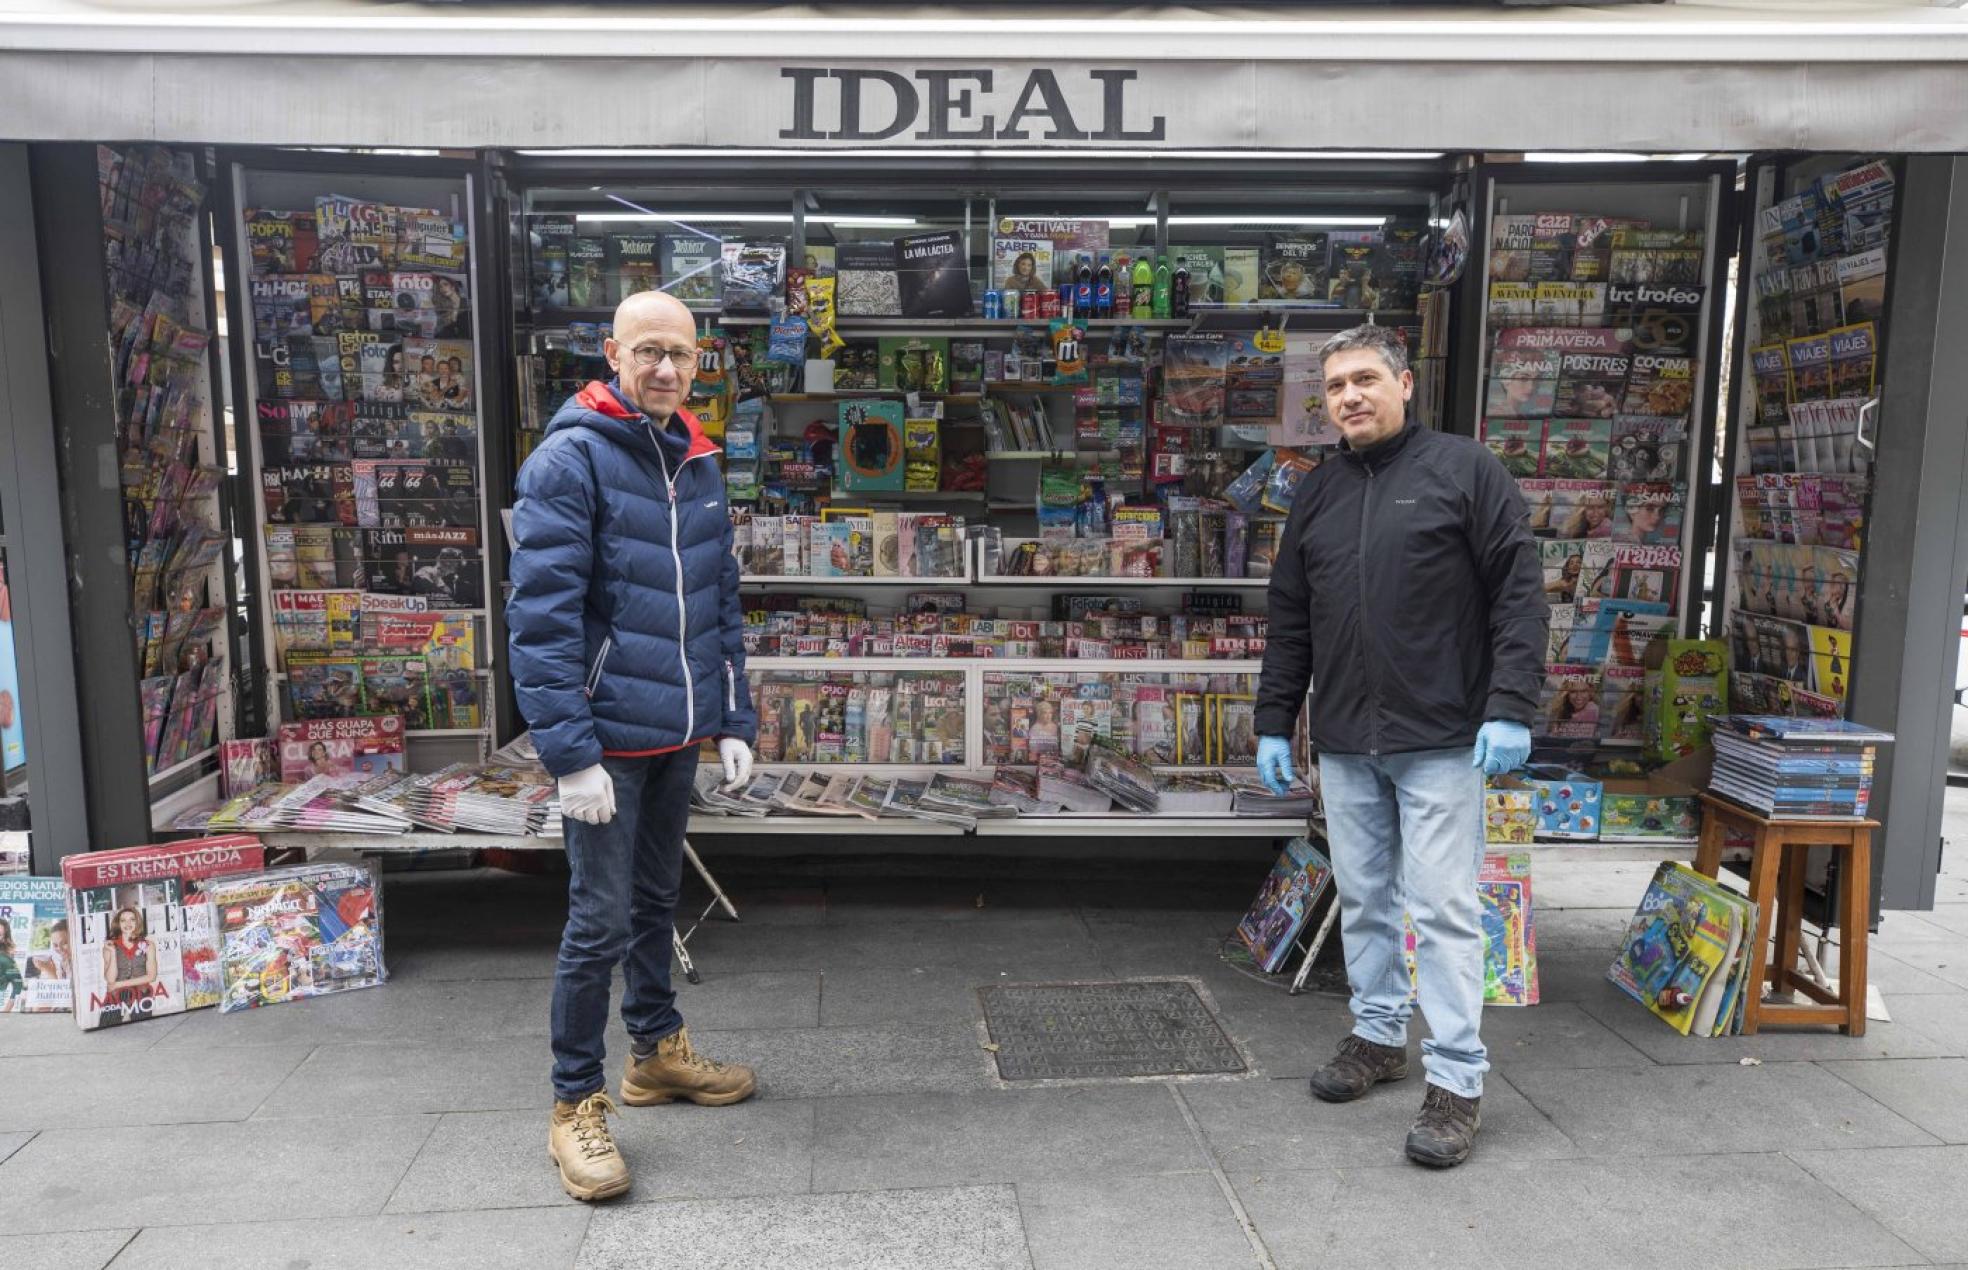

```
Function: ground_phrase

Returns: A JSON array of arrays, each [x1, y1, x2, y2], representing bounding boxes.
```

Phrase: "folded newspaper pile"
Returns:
[[1226, 772, 1322, 819], [174, 774, 413, 835], [1083, 744, 1160, 814], [366, 764, 561, 835]]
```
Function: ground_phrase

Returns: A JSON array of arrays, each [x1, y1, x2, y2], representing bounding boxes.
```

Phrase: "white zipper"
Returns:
[[584, 636, 612, 699], [724, 659, 738, 712], [650, 421, 714, 741]]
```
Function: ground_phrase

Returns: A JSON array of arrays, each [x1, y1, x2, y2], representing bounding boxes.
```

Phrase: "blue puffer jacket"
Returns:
[[507, 380, 757, 778]]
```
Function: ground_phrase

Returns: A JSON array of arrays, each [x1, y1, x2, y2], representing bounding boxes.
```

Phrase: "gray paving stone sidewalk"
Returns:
[[5, 796, 1968, 1269]]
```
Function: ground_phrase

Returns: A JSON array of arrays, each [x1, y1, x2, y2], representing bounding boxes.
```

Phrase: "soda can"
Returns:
[[1000, 288, 1019, 319], [983, 290, 1002, 320], [1021, 289, 1039, 319], [1040, 291, 1062, 319]]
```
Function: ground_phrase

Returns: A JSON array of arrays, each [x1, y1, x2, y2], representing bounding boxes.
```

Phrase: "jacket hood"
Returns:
[[545, 380, 719, 464]]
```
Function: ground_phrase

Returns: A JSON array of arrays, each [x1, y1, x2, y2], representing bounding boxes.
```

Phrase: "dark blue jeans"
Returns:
[[549, 747, 698, 1102]]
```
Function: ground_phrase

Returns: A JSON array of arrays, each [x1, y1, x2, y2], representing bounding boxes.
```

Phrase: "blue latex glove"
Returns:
[[1472, 720, 1532, 777], [1256, 735, 1296, 796]]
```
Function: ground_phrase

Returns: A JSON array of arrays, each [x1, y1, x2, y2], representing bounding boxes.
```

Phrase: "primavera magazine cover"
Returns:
[[0, 877, 72, 1013], [62, 835, 265, 1030], [1236, 836, 1334, 974], [211, 862, 385, 1013]]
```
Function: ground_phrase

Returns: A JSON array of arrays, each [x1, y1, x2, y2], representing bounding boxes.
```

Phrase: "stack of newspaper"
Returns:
[[1226, 772, 1323, 819], [883, 776, 979, 828], [987, 767, 1065, 816], [920, 773, 1018, 820], [690, 767, 772, 816], [1083, 745, 1160, 814], [173, 774, 414, 835], [364, 763, 561, 835], [1035, 754, 1114, 814], [266, 774, 417, 834]]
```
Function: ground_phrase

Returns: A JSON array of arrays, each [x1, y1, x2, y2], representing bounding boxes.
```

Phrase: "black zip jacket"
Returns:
[[1254, 421, 1548, 756]]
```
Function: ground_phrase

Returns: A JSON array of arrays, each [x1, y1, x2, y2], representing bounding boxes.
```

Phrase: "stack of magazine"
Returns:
[[1709, 714, 1890, 819], [1226, 772, 1322, 819], [1607, 860, 1758, 1037], [1084, 744, 1160, 814], [374, 764, 561, 835]]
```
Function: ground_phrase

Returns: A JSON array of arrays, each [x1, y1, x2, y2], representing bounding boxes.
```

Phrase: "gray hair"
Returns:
[[1316, 324, 1409, 378]]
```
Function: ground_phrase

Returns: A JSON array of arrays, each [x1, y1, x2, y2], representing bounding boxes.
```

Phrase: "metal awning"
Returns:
[[4, 1, 1968, 151]]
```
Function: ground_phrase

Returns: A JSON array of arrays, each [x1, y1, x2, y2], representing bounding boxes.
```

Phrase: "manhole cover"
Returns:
[[977, 980, 1246, 1081]]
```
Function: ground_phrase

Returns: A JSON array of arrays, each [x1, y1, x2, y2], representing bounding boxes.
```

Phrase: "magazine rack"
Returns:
[[1693, 792, 1874, 1036]]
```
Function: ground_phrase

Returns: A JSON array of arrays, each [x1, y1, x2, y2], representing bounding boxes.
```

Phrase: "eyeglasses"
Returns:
[[626, 345, 698, 370]]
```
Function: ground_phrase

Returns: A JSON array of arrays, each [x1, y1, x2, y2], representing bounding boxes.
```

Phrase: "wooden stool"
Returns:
[[1693, 792, 1876, 1036]]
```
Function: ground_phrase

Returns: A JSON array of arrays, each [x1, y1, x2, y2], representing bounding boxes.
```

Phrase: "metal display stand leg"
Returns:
[[672, 837, 739, 986], [1287, 888, 1344, 996]]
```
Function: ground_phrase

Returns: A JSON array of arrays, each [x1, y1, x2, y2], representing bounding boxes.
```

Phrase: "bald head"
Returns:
[[605, 289, 699, 421], [613, 288, 695, 338]]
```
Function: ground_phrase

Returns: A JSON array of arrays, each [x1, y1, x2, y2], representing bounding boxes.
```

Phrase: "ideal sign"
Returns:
[[777, 67, 1167, 142]]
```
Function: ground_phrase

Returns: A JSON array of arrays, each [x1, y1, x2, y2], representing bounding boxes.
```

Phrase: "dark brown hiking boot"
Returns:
[[1405, 1083, 1482, 1168], [620, 1026, 757, 1107], [1307, 1034, 1410, 1103]]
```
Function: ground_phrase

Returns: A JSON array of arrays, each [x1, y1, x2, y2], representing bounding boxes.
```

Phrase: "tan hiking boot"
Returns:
[[620, 1026, 758, 1107], [549, 1092, 630, 1202]]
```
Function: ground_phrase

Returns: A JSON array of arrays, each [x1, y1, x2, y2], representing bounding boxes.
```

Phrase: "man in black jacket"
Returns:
[[1253, 325, 1547, 1168]]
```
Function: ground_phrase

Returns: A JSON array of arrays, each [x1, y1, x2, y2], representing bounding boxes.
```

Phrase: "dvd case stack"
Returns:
[[1707, 713, 1891, 818]]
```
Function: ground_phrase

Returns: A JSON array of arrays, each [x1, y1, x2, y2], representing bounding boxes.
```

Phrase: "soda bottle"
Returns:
[[1074, 255, 1094, 318], [1113, 252, 1134, 315], [1131, 257, 1154, 319], [1171, 258, 1190, 318], [1152, 256, 1172, 320], [1094, 258, 1115, 319]]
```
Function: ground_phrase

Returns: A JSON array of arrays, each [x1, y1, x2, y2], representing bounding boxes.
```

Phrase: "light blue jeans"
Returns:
[[1318, 746, 1489, 1098]]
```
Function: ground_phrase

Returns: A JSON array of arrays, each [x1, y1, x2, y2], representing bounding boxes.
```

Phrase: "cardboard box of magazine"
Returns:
[[1597, 751, 1708, 841]]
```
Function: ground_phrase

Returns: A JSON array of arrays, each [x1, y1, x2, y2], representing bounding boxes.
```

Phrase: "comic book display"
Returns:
[[210, 862, 386, 1012], [1608, 861, 1757, 1037], [1235, 836, 1334, 974], [240, 177, 487, 751], [60, 835, 265, 1031], [1726, 157, 1894, 720], [98, 145, 235, 775]]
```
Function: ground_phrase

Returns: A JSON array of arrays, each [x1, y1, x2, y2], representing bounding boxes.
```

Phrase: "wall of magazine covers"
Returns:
[[1466, 166, 1732, 764], [93, 144, 241, 817], [1719, 155, 1895, 725], [225, 165, 496, 773]]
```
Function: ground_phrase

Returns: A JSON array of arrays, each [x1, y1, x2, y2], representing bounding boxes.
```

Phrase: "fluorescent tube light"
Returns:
[[573, 213, 919, 226]]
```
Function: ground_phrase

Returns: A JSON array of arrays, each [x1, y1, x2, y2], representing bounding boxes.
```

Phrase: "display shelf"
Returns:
[[1527, 840, 1695, 862], [740, 574, 966, 586], [147, 745, 222, 789], [973, 574, 1271, 589], [973, 816, 1298, 838], [689, 816, 965, 837], [767, 392, 984, 405], [749, 656, 1261, 674]]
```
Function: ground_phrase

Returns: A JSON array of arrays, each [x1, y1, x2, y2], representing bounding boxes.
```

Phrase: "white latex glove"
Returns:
[[557, 763, 616, 826], [718, 737, 753, 791]]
